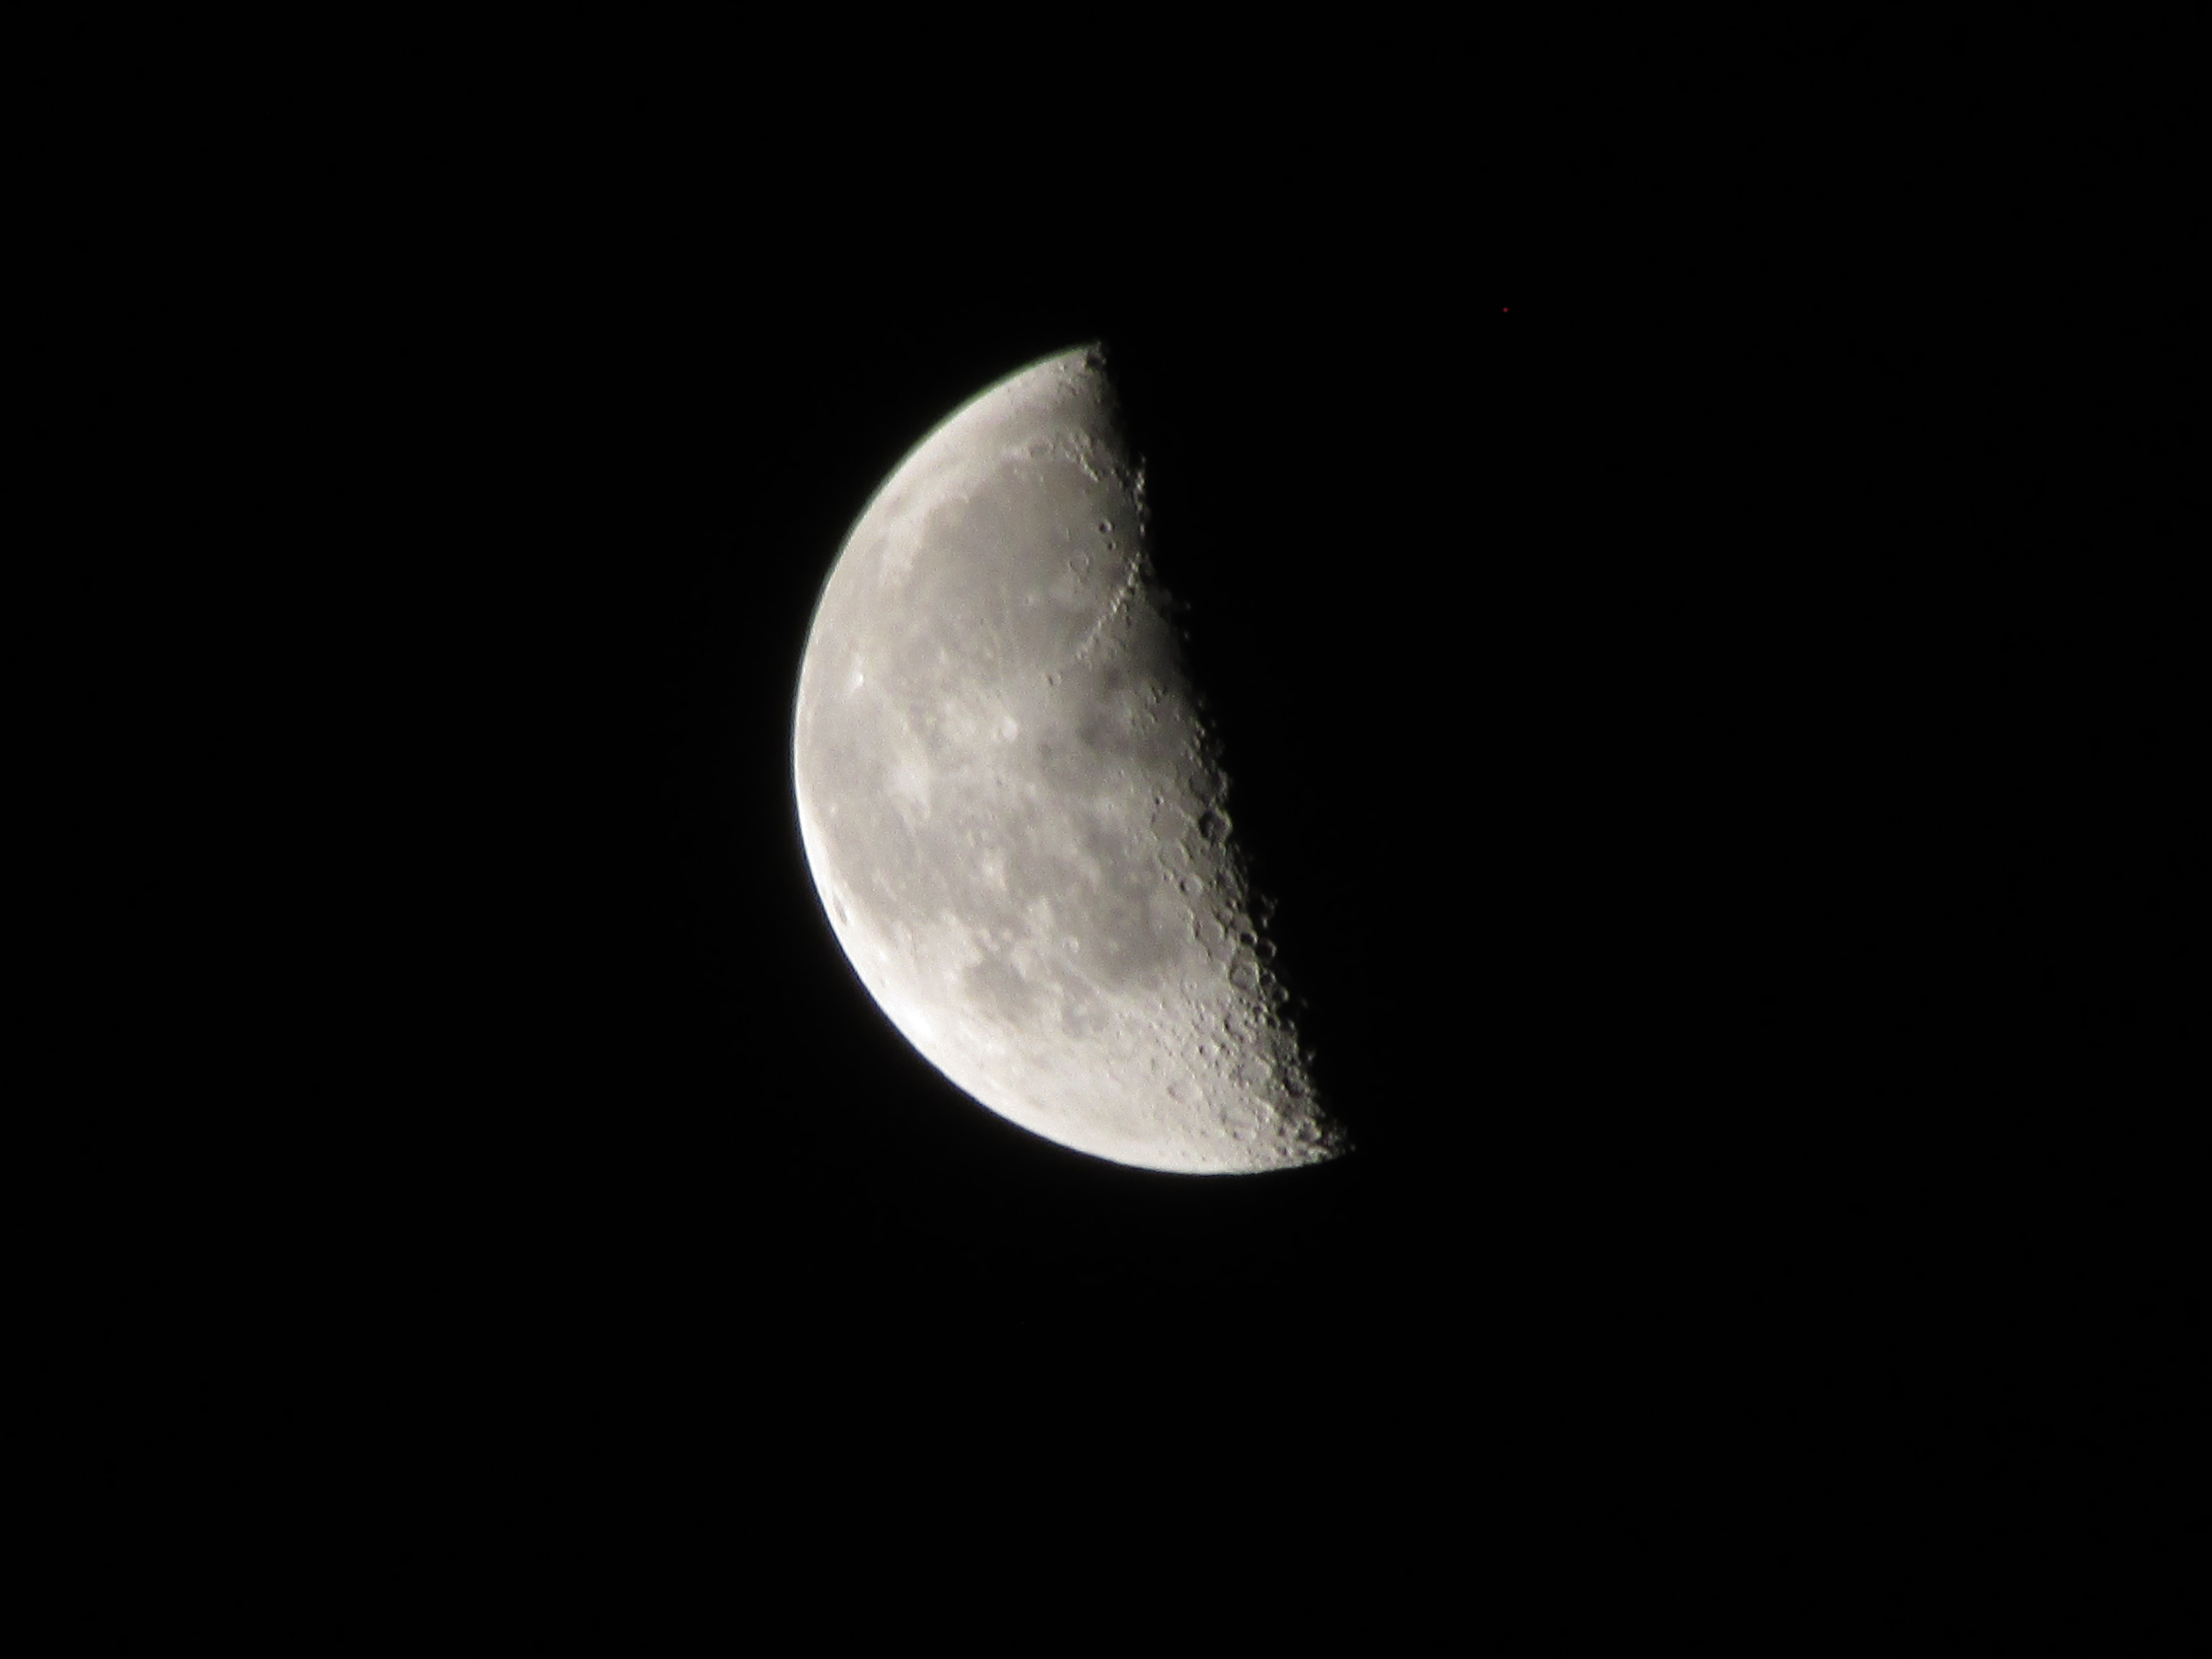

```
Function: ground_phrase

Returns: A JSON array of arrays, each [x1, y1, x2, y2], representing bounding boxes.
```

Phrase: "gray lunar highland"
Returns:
[[793, 347, 1346, 1173]]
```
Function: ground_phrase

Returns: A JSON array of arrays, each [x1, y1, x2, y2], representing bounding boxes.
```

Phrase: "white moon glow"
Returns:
[[792, 347, 1346, 1174]]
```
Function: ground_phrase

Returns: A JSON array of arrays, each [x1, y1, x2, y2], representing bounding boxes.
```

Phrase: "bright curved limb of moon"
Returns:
[[792, 346, 1347, 1174]]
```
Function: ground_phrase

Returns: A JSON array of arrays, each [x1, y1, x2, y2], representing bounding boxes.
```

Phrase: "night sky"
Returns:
[[203, 41, 2197, 1627]]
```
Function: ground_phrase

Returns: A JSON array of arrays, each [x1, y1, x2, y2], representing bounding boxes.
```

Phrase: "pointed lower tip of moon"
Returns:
[[1097, 1117, 1354, 1178]]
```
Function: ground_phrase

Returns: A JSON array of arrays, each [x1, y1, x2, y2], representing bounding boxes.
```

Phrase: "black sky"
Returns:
[[192, 40, 2201, 1623]]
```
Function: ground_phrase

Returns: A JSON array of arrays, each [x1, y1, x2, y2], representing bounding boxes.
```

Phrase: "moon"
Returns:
[[792, 346, 1347, 1174]]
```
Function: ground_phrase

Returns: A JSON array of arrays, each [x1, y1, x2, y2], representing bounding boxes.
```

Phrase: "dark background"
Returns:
[[105, 19, 2196, 1627], [374, 250, 2192, 1578]]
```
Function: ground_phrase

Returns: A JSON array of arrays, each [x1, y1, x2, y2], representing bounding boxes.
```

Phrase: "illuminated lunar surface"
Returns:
[[792, 347, 1346, 1174]]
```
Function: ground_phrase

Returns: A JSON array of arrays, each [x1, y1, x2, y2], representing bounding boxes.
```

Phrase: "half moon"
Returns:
[[792, 346, 1346, 1174]]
